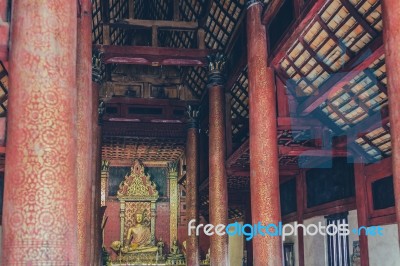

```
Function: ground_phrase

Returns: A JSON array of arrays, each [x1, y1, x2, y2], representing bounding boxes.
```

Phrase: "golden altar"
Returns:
[[107, 160, 190, 265]]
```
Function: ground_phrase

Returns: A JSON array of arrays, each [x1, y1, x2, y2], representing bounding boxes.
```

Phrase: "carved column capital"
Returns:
[[98, 99, 105, 125], [246, 0, 264, 9], [168, 161, 178, 175], [92, 49, 103, 83], [101, 160, 110, 171], [186, 105, 200, 129], [207, 53, 226, 88]]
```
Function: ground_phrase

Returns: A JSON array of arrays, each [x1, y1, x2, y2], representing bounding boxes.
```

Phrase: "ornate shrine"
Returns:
[[106, 159, 192, 265]]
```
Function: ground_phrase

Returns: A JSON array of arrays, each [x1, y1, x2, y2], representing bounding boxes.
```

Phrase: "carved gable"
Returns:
[[117, 159, 159, 201]]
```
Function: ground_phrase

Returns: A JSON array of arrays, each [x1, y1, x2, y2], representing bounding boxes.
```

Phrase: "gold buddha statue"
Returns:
[[167, 239, 185, 264], [120, 212, 157, 253], [125, 213, 151, 248]]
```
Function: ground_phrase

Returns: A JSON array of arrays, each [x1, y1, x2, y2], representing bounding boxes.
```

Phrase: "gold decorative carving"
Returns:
[[167, 161, 178, 174], [102, 160, 110, 171], [101, 160, 109, 207], [168, 163, 178, 247], [117, 159, 159, 200]]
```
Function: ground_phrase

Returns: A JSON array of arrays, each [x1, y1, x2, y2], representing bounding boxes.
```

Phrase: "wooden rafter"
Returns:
[[262, 0, 286, 25], [108, 19, 198, 31], [226, 138, 249, 169], [278, 146, 350, 157], [346, 106, 390, 140], [297, 36, 384, 116], [270, 0, 327, 66], [314, 16, 354, 59], [339, 0, 378, 38], [298, 37, 333, 74], [277, 117, 322, 130]]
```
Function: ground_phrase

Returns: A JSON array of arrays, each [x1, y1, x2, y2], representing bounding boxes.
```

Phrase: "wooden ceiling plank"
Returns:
[[286, 56, 319, 94], [346, 105, 390, 140], [315, 16, 354, 59], [339, 0, 378, 38], [299, 37, 333, 74], [297, 36, 384, 116]]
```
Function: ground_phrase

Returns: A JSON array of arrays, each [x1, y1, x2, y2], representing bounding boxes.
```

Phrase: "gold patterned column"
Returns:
[[247, 1, 282, 265], [101, 160, 110, 207], [382, 0, 400, 241], [150, 201, 157, 245], [120, 200, 126, 243], [76, 1, 93, 264], [168, 161, 179, 246], [3, 0, 78, 263], [207, 53, 229, 265], [91, 81, 102, 265], [185, 105, 200, 265]]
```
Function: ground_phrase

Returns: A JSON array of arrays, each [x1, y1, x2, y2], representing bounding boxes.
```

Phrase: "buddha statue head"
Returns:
[[135, 212, 144, 224]]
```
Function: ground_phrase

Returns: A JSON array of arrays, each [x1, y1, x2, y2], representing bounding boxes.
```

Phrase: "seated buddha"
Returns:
[[167, 239, 185, 262], [121, 212, 157, 253]]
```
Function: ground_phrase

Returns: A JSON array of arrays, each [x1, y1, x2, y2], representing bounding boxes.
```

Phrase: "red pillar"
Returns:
[[0, 0, 9, 61], [247, 1, 283, 265], [77, 1, 93, 265], [382, 0, 400, 243], [91, 83, 102, 265], [3, 1, 78, 264], [186, 105, 200, 265], [207, 53, 229, 265], [354, 163, 369, 266]]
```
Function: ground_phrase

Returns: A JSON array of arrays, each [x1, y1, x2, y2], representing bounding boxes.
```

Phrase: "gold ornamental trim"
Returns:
[[117, 159, 159, 201]]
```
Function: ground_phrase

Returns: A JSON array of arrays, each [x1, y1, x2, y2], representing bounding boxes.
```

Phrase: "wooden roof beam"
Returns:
[[269, 0, 327, 66], [278, 145, 350, 157], [108, 19, 198, 31], [226, 139, 249, 168], [297, 36, 384, 116], [262, 0, 286, 25], [277, 117, 322, 130], [95, 45, 211, 66]]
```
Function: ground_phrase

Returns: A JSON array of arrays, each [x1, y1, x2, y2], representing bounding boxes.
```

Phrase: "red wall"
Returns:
[[155, 202, 171, 253], [103, 201, 120, 260]]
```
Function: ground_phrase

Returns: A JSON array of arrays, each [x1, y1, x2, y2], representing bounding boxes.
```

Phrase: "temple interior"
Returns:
[[0, 0, 399, 265]]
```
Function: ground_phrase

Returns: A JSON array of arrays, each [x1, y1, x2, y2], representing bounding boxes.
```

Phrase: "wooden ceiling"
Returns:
[[102, 135, 185, 162], [273, 0, 388, 163]]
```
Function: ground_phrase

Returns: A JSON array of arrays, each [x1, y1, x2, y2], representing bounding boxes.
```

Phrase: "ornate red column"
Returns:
[[382, 0, 400, 241], [247, 1, 283, 265], [186, 105, 200, 265], [3, 1, 78, 264], [93, 99, 103, 265], [92, 53, 104, 265], [207, 53, 229, 265], [76, 1, 93, 265], [0, 0, 9, 61]]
